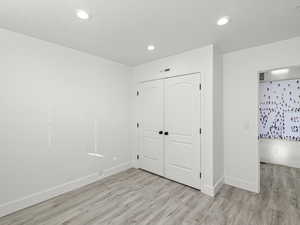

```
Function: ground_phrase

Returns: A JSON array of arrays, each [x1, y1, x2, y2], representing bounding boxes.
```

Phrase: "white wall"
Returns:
[[260, 139, 300, 168], [0, 28, 131, 216], [213, 46, 224, 188], [223, 37, 300, 192], [5, 24, 298, 216], [130, 45, 223, 196]]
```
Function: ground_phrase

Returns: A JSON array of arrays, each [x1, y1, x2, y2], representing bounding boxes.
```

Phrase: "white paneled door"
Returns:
[[139, 74, 201, 189], [164, 75, 201, 189], [139, 80, 164, 176]]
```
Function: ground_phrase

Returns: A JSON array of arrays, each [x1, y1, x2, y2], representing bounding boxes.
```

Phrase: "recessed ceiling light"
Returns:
[[217, 16, 230, 26], [76, 9, 89, 20], [147, 45, 155, 51], [271, 68, 290, 75]]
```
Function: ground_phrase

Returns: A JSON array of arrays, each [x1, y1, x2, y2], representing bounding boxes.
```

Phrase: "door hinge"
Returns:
[[137, 154, 140, 160], [199, 128, 202, 134], [137, 123, 139, 128], [199, 83, 202, 90], [200, 172, 202, 179], [137, 90, 139, 96]]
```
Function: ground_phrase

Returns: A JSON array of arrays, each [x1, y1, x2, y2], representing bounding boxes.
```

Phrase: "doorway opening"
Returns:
[[258, 65, 300, 169]]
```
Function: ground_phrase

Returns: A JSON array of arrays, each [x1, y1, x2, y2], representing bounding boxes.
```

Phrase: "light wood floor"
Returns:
[[0, 163, 299, 225]]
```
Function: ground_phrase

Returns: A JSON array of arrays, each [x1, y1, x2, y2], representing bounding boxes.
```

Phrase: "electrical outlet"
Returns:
[[113, 157, 117, 161]]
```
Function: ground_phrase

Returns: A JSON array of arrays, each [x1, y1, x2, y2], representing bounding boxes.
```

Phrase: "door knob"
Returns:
[[164, 131, 169, 135], [158, 131, 163, 135]]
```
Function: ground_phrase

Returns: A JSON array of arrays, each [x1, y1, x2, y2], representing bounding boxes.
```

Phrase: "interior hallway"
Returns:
[[0, 163, 299, 225]]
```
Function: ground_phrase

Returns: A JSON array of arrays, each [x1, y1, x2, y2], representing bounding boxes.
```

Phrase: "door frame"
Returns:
[[257, 64, 300, 193], [136, 72, 203, 190]]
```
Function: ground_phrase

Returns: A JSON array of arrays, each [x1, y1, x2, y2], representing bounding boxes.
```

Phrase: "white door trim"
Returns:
[[139, 72, 201, 83], [137, 73, 203, 191]]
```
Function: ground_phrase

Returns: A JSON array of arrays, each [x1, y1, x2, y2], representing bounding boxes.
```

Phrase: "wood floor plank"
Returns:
[[0, 163, 299, 225]]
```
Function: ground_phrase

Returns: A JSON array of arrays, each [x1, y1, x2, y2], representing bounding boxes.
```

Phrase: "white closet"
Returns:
[[138, 73, 201, 189]]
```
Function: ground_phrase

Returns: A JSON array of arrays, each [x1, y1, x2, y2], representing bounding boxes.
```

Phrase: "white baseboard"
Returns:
[[201, 185, 215, 197], [214, 177, 224, 195], [224, 176, 258, 193], [0, 161, 132, 218], [102, 162, 132, 178], [201, 177, 224, 197]]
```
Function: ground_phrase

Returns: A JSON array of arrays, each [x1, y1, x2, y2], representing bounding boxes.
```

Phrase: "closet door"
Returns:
[[139, 80, 164, 176], [164, 74, 201, 189]]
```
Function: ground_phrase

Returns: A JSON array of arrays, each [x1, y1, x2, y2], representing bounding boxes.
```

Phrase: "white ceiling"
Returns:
[[0, 0, 300, 66]]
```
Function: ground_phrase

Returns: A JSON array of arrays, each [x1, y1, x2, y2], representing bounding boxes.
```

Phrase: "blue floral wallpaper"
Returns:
[[259, 79, 300, 141]]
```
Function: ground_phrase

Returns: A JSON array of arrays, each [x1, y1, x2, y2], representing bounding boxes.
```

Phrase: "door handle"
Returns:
[[164, 131, 169, 136], [158, 131, 163, 135]]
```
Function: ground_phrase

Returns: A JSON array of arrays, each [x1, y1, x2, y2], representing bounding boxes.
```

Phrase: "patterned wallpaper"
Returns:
[[259, 79, 300, 141]]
